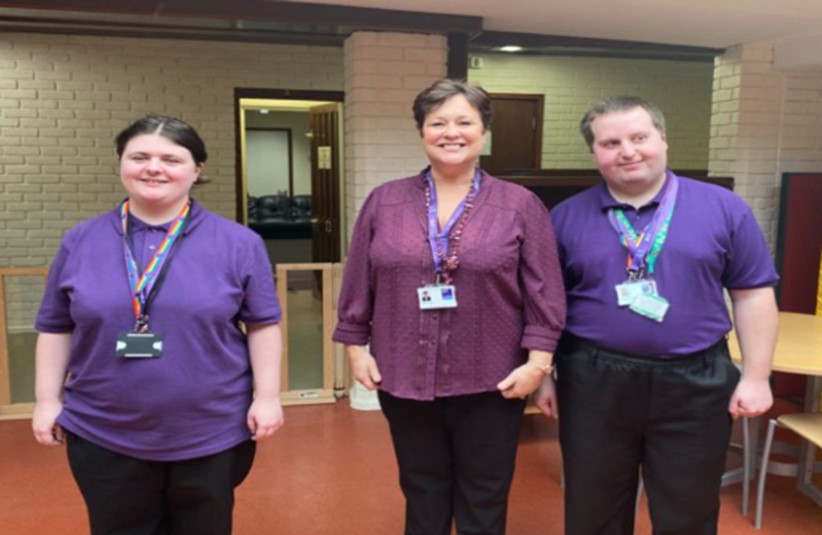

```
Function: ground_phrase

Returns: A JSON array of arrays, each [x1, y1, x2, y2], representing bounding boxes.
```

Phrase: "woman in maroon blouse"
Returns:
[[333, 79, 566, 535]]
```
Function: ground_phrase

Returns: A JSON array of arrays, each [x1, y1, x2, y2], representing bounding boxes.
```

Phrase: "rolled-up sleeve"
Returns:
[[333, 192, 377, 346], [518, 193, 566, 352]]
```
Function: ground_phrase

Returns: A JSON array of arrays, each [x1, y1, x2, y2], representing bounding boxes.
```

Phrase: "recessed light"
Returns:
[[498, 45, 524, 53]]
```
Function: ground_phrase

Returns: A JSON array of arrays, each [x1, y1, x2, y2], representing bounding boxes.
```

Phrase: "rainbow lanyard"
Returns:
[[607, 172, 679, 279], [121, 200, 190, 332]]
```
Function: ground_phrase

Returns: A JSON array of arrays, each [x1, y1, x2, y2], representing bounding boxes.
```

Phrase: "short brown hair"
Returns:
[[412, 79, 492, 132], [580, 96, 666, 151]]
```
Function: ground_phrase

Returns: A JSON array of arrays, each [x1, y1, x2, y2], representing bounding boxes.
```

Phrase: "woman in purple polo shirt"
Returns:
[[32, 116, 284, 535], [333, 79, 566, 535]]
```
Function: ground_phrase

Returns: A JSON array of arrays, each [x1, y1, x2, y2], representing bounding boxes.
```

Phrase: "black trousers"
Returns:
[[378, 390, 527, 535], [555, 337, 739, 535], [66, 433, 256, 535]]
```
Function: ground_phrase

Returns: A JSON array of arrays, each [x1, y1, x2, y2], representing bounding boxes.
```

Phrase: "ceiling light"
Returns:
[[498, 45, 523, 53]]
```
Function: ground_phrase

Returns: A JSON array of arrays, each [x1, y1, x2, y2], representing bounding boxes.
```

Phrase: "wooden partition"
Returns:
[[275, 263, 340, 405], [0, 267, 48, 419]]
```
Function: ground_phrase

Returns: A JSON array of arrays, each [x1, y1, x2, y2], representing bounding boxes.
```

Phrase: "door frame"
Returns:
[[233, 88, 345, 223]]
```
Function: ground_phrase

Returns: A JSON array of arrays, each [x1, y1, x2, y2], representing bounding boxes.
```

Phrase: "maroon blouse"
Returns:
[[333, 170, 566, 400]]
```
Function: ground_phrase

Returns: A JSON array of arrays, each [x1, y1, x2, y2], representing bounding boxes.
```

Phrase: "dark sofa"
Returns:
[[248, 194, 313, 240]]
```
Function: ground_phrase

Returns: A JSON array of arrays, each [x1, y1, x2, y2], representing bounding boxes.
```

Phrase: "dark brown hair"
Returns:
[[412, 79, 492, 132]]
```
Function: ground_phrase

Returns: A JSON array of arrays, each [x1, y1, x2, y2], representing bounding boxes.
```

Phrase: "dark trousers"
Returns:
[[555, 338, 739, 535], [66, 433, 256, 535], [378, 390, 527, 535]]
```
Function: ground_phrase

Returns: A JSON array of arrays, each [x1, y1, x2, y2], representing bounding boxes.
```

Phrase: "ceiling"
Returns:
[[289, 0, 822, 49], [1, 0, 821, 67]]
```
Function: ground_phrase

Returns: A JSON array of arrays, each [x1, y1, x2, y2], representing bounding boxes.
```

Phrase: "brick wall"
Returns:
[[343, 31, 446, 239], [0, 32, 343, 269], [468, 53, 713, 169], [710, 43, 822, 247]]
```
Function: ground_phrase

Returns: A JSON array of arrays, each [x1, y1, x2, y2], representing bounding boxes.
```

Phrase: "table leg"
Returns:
[[796, 376, 822, 506]]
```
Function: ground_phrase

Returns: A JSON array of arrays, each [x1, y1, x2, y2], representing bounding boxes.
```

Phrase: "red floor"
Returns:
[[2, 402, 821, 534]]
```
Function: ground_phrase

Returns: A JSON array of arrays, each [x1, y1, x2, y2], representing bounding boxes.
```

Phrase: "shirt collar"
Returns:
[[111, 198, 205, 236], [598, 169, 674, 211]]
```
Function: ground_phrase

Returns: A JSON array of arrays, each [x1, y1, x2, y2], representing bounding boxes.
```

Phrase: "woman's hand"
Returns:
[[247, 395, 284, 441], [347, 345, 382, 390], [32, 399, 65, 446], [533, 374, 559, 419], [497, 350, 554, 401], [496, 362, 548, 399]]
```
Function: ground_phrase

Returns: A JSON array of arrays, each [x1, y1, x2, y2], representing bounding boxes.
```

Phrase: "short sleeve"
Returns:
[[237, 233, 281, 325], [35, 240, 75, 333], [723, 207, 779, 289]]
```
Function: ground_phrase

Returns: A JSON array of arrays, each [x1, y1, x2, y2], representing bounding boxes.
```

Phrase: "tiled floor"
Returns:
[[2, 402, 821, 534]]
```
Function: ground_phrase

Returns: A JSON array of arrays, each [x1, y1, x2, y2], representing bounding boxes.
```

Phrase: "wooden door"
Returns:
[[480, 94, 543, 171], [309, 104, 341, 263]]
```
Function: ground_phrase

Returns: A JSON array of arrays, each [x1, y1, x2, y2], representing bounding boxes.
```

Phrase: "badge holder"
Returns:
[[417, 284, 458, 310], [116, 316, 163, 358], [116, 332, 163, 358]]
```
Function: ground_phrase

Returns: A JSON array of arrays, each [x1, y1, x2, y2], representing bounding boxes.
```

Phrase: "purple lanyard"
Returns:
[[425, 169, 481, 281], [607, 171, 679, 277]]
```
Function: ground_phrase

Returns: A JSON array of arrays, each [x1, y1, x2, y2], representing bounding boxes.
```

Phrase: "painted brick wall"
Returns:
[[0, 32, 343, 269], [343, 31, 446, 240], [710, 43, 822, 247], [468, 53, 713, 170]]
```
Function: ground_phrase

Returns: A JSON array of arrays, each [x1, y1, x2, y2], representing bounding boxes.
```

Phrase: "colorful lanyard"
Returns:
[[607, 171, 679, 278], [424, 169, 481, 284], [121, 200, 190, 332]]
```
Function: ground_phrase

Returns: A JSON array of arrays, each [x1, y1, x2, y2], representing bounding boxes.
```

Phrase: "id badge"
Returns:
[[629, 294, 670, 322], [116, 332, 163, 358], [615, 279, 658, 307], [417, 285, 458, 310]]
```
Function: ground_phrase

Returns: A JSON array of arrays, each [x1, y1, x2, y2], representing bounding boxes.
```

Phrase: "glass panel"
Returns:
[[5, 275, 45, 404], [285, 269, 324, 390]]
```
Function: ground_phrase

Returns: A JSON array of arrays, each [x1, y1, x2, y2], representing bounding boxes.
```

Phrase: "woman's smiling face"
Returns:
[[119, 133, 202, 209]]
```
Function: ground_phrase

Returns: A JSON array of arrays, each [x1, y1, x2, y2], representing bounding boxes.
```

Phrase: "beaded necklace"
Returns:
[[423, 171, 480, 284]]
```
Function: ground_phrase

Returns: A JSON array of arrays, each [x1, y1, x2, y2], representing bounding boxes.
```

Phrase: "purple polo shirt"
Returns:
[[333, 170, 566, 400], [551, 172, 778, 357], [35, 200, 281, 461]]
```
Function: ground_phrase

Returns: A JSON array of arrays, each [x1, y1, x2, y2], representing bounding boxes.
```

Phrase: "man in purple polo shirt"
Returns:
[[539, 96, 778, 535]]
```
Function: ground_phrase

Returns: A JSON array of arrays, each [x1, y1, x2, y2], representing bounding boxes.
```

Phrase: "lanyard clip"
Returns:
[[628, 268, 645, 282], [134, 315, 149, 333]]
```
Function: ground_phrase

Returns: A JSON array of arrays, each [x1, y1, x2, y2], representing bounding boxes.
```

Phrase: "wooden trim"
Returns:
[[234, 91, 244, 223], [0, 1, 482, 34], [236, 88, 344, 102], [0, 275, 9, 406], [447, 33, 470, 80], [0, 402, 35, 420], [332, 262, 347, 392]]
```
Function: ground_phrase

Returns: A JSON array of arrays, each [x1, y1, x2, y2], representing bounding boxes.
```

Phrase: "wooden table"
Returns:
[[729, 311, 822, 507]]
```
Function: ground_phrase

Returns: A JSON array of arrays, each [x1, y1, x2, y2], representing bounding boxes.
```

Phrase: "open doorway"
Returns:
[[235, 89, 344, 266], [234, 89, 344, 399]]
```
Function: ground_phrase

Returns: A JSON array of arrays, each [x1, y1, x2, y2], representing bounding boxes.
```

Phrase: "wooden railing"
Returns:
[[0, 264, 346, 420]]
